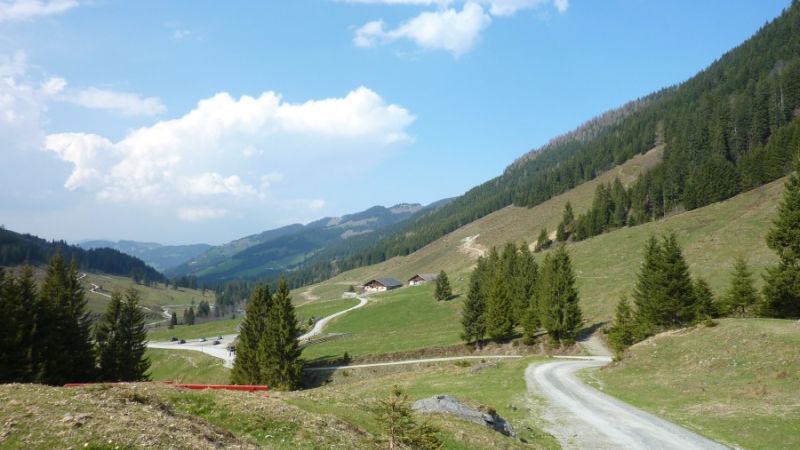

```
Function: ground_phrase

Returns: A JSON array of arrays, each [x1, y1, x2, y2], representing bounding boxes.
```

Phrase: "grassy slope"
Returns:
[[82, 272, 213, 315], [291, 356, 559, 449], [298, 147, 785, 360], [590, 319, 800, 450], [146, 348, 230, 384]]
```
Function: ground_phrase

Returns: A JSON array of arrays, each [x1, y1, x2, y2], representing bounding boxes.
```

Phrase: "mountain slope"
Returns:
[[78, 240, 211, 272], [0, 228, 163, 282], [287, 3, 800, 288], [170, 202, 433, 284]]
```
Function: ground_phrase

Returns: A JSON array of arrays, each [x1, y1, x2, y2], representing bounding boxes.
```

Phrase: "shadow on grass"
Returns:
[[577, 321, 607, 341]]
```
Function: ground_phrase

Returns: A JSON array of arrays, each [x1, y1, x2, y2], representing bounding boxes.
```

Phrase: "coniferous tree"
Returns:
[[632, 235, 696, 336], [96, 288, 150, 381], [259, 278, 302, 390], [761, 158, 800, 318], [461, 258, 487, 348], [230, 285, 272, 385], [608, 296, 636, 356], [0, 268, 23, 382], [723, 257, 760, 317], [371, 386, 443, 450], [693, 278, 719, 319], [434, 270, 452, 301], [170, 311, 178, 326], [15, 266, 39, 381], [183, 306, 195, 325], [534, 228, 551, 253], [556, 222, 567, 242], [484, 256, 514, 341], [538, 247, 583, 345], [515, 244, 538, 320], [37, 253, 96, 385], [562, 202, 575, 236]]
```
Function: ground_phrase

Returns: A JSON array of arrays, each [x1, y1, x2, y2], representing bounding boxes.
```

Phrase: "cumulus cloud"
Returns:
[[0, 0, 79, 22], [355, 2, 491, 56], [43, 86, 415, 221], [0, 51, 46, 152], [351, 0, 568, 55]]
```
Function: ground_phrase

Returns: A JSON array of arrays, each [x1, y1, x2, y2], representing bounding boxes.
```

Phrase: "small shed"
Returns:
[[363, 277, 403, 292], [408, 273, 439, 286]]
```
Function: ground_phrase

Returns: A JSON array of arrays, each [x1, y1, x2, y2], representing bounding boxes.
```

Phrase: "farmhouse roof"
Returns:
[[409, 273, 439, 282], [367, 277, 403, 288]]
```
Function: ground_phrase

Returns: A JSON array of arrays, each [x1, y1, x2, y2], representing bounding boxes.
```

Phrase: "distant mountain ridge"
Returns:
[[0, 228, 164, 282], [78, 240, 212, 272], [167, 202, 433, 283]]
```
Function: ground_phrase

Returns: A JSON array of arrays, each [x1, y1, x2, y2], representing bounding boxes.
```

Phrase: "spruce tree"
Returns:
[[15, 266, 39, 381], [259, 278, 302, 390], [184, 306, 195, 325], [562, 201, 575, 235], [484, 258, 514, 342], [534, 228, 551, 252], [38, 253, 96, 384], [96, 289, 150, 381], [515, 244, 538, 320], [723, 257, 760, 317], [608, 296, 636, 356], [538, 247, 583, 345], [761, 158, 800, 318], [170, 311, 178, 326], [693, 277, 719, 319], [434, 270, 452, 301], [461, 258, 487, 348], [556, 222, 567, 242], [633, 235, 696, 335], [230, 284, 272, 385], [0, 268, 19, 382]]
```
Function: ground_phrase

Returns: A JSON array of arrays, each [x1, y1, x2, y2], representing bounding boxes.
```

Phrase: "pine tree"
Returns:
[[562, 201, 575, 236], [15, 266, 39, 381], [170, 311, 178, 326], [371, 386, 443, 450], [259, 278, 302, 390], [230, 284, 272, 385], [693, 277, 719, 319], [538, 247, 583, 345], [184, 306, 195, 325], [434, 270, 452, 301], [761, 158, 800, 318], [723, 257, 760, 317], [607, 296, 636, 356], [556, 222, 567, 242], [96, 289, 150, 381], [461, 258, 487, 348], [0, 268, 19, 382]]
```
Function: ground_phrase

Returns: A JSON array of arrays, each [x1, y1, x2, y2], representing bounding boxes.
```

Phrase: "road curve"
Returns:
[[526, 357, 729, 450], [298, 295, 367, 341], [305, 355, 522, 371]]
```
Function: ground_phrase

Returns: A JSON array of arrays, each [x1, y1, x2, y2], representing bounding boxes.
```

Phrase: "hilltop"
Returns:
[[78, 240, 212, 273]]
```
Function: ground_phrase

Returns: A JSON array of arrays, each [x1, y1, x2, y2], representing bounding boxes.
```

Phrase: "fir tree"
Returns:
[[230, 284, 272, 385], [484, 259, 514, 342], [15, 266, 39, 381], [96, 292, 123, 381], [693, 277, 719, 319], [259, 278, 303, 390], [556, 222, 567, 242], [461, 258, 487, 348], [184, 306, 195, 325], [371, 386, 443, 450], [562, 201, 575, 235], [723, 257, 760, 317], [761, 158, 800, 318], [434, 270, 452, 301], [608, 296, 636, 356], [538, 247, 583, 345], [170, 311, 178, 326], [515, 244, 538, 320]]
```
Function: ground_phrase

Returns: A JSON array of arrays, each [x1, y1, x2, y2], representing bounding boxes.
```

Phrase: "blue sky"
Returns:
[[0, 0, 790, 245]]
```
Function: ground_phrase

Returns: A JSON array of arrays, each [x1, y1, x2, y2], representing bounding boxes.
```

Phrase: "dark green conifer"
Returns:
[[230, 284, 272, 385], [259, 278, 302, 390], [608, 296, 636, 356], [434, 270, 452, 301], [538, 247, 582, 345], [723, 257, 760, 317], [461, 258, 487, 348]]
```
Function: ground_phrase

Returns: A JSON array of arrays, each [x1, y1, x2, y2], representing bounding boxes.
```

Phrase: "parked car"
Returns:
[[199, 338, 207, 342], [170, 337, 178, 342], [179, 339, 186, 344], [212, 340, 220, 345]]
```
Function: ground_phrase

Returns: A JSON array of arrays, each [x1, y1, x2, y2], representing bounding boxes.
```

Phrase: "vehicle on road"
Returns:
[[179, 339, 186, 344], [199, 338, 207, 342], [212, 340, 220, 345], [170, 337, 178, 342]]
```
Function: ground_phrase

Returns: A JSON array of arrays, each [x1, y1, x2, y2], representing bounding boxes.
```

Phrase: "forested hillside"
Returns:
[[285, 2, 800, 287], [0, 228, 164, 283], [78, 240, 211, 272]]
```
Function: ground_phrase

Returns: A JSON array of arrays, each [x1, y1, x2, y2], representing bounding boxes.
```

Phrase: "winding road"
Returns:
[[147, 294, 369, 368], [525, 350, 729, 449]]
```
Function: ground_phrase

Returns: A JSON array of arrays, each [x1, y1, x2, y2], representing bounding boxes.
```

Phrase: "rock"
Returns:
[[469, 362, 498, 373], [412, 395, 515, 437]]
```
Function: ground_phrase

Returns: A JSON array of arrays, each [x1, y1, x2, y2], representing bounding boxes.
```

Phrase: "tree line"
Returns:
[[0, 253, 149, 384], [460, 242, 582, 348], [609, 160, 800, 355]]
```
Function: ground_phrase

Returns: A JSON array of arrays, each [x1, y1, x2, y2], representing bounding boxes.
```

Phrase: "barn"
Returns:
[[363, 277, 403, 292], [408, 273, 439, 286]]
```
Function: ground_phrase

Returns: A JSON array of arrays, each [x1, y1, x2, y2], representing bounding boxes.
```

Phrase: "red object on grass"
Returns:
[[63, 382, 269, 392]]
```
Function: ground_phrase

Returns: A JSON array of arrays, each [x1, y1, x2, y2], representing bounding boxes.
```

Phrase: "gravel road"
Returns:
[[526, 356, 729, 450]]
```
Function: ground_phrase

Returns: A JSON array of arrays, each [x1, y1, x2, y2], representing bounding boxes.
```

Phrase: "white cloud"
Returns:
[[307, 199, 326, 210], [355, 2, 491, 56], [43, 86, 415, 220], [41, 76, 66, 95], [0, 0, 79, 22], [62, 87, 166, 116], [177, 207, 227, 222], [352, 0, 567, 55], [0, 51, 45, 152]]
